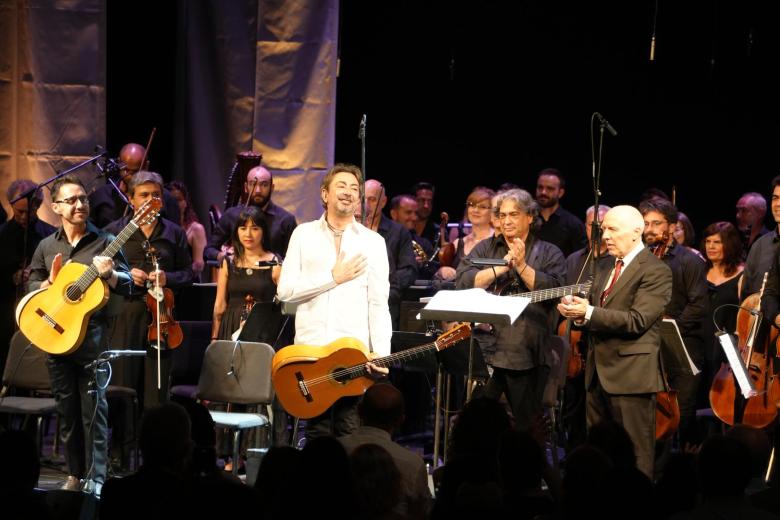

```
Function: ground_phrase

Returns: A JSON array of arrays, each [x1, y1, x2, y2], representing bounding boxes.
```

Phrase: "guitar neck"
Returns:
[[74, 220, 139, 288], [349, 340, 440, 378], [511, 283, 590, 303]]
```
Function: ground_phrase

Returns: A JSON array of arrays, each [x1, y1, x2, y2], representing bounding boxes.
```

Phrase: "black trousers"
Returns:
[[484, 365, 549, 431], [587, 372, 656, 479], [47, 353, 109, 484], [304, 396, 360, 440]]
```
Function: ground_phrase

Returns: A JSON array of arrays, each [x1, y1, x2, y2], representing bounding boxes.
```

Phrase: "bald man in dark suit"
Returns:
[[558, 205, 672, 478]]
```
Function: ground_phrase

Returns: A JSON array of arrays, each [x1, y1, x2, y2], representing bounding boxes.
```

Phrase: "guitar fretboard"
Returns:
[[509, 282, 591, 303], [66, 220, 140, 301]]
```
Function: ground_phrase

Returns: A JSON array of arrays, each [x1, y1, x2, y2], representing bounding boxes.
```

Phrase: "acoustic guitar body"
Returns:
[[272, 337, 373, 419], [16, 262, 109, 355]]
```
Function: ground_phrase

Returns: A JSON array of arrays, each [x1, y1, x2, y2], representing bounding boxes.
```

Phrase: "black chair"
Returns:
[[196, 340, 275, 475], [0, 331, 56, 456]]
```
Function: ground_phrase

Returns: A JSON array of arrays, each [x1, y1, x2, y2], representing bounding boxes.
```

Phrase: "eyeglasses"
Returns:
[[466, 202, 491, 211], [54, 195, 89, 205], [645, 220, 668, 227]]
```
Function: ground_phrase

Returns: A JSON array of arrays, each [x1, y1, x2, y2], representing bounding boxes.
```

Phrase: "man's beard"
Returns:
[[643, 232, 664, 246], [537, 196, 557, 209], [334, 198, 355, 216], [250, 194, 269, 207]]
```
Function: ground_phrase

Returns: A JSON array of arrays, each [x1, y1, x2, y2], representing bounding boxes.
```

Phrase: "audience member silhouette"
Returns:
[[0, 430, 51, 520], [497, 429, 555, 519], [350, 443, 404, 520], [254, 445, 301, 520], [100, 402, 195, 519]]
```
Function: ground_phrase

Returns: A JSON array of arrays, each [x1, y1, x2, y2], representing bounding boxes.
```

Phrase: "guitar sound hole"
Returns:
[[64, 284, 83, 303]]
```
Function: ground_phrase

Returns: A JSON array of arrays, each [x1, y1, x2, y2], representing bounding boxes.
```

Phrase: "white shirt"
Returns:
[[276, 214, 392, 356], [584, 239, 646, 320]]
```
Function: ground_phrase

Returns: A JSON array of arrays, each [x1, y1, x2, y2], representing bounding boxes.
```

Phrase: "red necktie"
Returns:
[[600, 259, 624, 306]]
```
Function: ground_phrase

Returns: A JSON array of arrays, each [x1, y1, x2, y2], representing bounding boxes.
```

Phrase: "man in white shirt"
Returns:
[[277, 163, 392, 438]]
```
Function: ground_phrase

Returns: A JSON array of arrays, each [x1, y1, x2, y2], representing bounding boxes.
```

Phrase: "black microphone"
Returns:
[[594, 112, 618, 137], [470, 258, 509, 267], [85, 349, 146, 369], [358, 114, 366, 139]]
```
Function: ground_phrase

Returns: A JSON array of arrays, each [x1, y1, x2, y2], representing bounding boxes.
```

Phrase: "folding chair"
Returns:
[[0, 331, 57, 456], [196, 340, 275, 475]]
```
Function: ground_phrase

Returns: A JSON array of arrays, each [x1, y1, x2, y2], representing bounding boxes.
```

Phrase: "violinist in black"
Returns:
[[640, 198, 708, 449], [105, 171, 192, 409]]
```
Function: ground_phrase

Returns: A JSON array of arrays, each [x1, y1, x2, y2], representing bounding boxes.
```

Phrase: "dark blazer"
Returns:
[[585, 247, 672, 395]]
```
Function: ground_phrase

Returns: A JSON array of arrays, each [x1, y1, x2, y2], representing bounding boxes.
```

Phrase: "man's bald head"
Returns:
[[364, 179, 387, 219], [602, 205, 644, 259], [358, 383, 405, 432], [245, 166, 274, 208], [119, 143, 146, 180]]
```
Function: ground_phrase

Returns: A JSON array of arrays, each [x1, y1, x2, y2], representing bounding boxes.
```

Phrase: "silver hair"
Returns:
[[127, 171, 165, 197]]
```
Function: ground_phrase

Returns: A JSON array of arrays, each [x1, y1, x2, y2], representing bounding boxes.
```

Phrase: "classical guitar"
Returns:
[[272, 323, 472, 419], [16, 198, 161, 355]]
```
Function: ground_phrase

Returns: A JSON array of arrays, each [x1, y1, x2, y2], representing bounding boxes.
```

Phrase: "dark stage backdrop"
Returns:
[[105, 1, 780, 243]]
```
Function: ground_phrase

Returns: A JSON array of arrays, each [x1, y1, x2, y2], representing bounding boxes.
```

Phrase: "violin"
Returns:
[[709, 272, 780, 427], [437, 212, 456, 267], [557, 319, 584, 378], [144, 244, 183, 350]]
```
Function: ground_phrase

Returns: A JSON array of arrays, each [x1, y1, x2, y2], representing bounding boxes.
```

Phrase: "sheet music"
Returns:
[[661, 318, 700, 376], [420, 288, 530, 325]]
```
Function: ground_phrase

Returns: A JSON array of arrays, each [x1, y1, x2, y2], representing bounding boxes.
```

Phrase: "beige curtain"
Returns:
[[0, 0, 106, 224], [176, 0, 339, 225]]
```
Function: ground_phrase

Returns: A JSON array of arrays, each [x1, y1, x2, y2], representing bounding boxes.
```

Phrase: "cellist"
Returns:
[[639, 198, 709, 458]]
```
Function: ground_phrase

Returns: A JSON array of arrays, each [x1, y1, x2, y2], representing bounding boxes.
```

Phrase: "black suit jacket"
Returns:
[[585, 247, 672, 395]]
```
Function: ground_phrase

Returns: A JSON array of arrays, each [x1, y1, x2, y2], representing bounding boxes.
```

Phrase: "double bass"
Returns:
[[709, 272, 780, 427]]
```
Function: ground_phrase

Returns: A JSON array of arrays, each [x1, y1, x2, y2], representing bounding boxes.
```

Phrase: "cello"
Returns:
[[709, 272, 780, 427]]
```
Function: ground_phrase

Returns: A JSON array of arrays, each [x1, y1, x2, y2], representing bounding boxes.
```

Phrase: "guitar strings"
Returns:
[[301, 331, 467, 387]]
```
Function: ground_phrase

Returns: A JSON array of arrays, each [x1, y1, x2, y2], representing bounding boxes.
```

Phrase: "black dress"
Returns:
[[217, 258, 284, 347], [703, 272, 742, 387]]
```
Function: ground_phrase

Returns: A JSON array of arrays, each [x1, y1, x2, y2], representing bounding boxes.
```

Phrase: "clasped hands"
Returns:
[[556, 295, 589, 323], [503, 237, 528, 273]]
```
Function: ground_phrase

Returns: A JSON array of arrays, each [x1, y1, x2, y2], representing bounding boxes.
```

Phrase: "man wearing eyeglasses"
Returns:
[[535, 168, 587, 257], [88, 143, 181, 228], [26, 174, 133, 495], [640, 197, 708, 457], [456, 188, 566, 431]]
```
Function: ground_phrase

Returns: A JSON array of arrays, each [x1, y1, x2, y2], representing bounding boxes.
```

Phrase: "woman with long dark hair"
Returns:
[[211, 206, 283, 344]]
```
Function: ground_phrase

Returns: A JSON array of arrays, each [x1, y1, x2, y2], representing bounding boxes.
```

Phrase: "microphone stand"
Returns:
[[94, 151, 131, 211], [358, 114, 367, 225], [9, 151, 108, 300], [589, 112, 616, 280]]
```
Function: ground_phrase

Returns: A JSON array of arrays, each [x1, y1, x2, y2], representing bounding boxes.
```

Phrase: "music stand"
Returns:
[[419, 288, 529, 400], [419, 289, 529, 467]]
